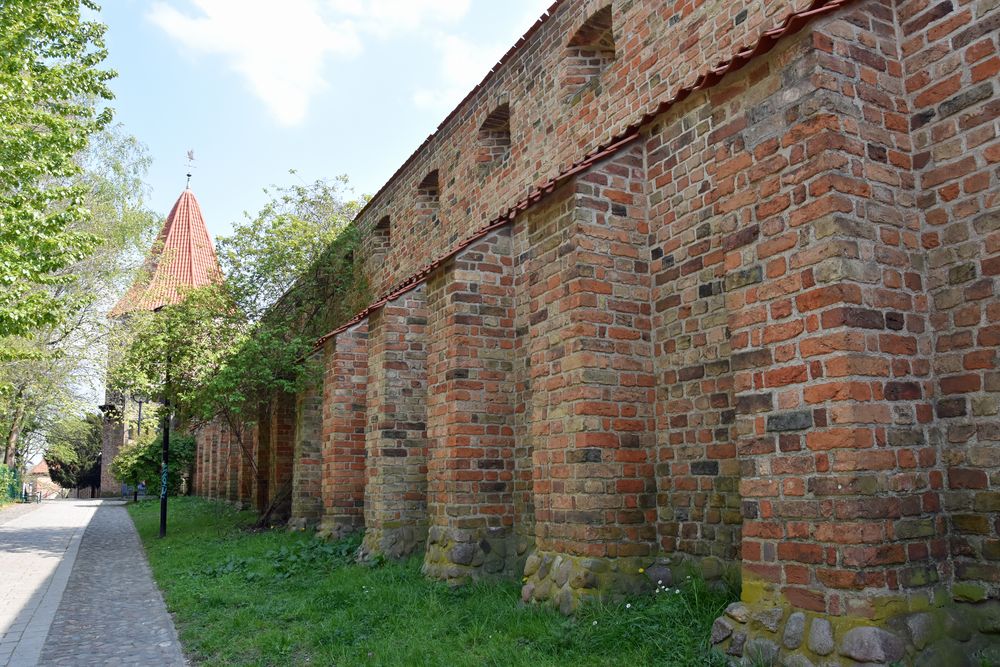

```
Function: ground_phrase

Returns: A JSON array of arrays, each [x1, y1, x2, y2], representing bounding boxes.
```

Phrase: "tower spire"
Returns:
[[109, 185, 221, 317]]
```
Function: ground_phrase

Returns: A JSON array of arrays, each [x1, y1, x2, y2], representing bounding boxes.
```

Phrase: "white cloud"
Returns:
[[327, 0, 469, 37], [411, 2, 553, 113], [149, 0, 360, 126], [149, 0, 553, 125], [412, 34, 504, 112], [148, 0, 473, 126]]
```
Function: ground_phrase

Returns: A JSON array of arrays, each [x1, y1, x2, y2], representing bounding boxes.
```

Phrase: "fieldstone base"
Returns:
[[316, 516, 362, 541], [286, 516, 319, 531], [357, 524, 426, 561], [520, 551, 649, 614], [711, 599, 1000, 666], [422, 526, 521, 583]]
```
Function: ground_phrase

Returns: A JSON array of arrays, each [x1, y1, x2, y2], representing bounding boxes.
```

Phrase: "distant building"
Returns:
[[100, 187, 222, 496], [27, 460, 62, 499]]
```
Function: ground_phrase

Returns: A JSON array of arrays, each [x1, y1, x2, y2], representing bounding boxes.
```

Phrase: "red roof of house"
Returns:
[[110, 188, 222, 316], [30, 460, 49, 475]]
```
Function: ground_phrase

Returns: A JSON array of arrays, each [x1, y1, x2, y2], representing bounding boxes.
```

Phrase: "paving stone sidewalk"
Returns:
[[0, 503, 42, 527], [37, 502, 186, 666], [0, 500, 97, 667], [0, 500, 186, 666]]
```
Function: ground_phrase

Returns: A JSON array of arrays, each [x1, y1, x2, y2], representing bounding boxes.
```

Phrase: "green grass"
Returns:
[[130, 497, 734, 666]]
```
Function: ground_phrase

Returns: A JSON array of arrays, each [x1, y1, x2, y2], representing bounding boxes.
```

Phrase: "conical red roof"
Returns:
[[110, 188, 222, 316]]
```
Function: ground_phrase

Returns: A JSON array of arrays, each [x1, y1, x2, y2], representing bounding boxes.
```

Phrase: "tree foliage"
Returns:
[[1, 124, 159, 467], [44, 412, 102, 492], [110, 431, 195, 496], [111, 176, 370, 479], [0, 0, 116, 339]]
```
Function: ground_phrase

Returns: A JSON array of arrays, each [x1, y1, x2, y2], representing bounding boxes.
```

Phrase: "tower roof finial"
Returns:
[[185, 149, 196, 189]]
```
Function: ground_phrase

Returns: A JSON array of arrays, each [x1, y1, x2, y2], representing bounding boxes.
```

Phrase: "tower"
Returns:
[[99, 186, 222, 496]]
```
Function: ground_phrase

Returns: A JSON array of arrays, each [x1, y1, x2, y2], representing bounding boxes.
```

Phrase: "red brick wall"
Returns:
[[290, 375, 324, 526], [360, 287, 429, 559], [254, 404, 270, 511], [424, 228, 518, 580], [188, 0, 1000, 654], [268, 393, 296, 518], [900, 0, 1000, 599], [517, 145, 657, 610], [319, 323, 369, 537], [357, 0, 822, 299]]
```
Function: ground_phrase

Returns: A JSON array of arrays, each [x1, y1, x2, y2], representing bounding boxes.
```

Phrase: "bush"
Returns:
[[111, 431, 195, 496], [0, 463, 18, 503]]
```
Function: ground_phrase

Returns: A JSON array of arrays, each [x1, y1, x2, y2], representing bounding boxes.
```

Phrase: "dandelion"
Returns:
[[638, 567, 645, 573]]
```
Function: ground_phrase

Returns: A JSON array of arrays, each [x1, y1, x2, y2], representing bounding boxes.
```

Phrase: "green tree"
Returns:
[[111, 176, 369, 506], [110, 432, 195, 497], [1, 125, 159, 466], [44, 413, 102, 495], [0, 0, 115, 340]]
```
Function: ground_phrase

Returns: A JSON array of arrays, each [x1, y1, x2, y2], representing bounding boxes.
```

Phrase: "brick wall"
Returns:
[[899, 0, 1000, 601], [423, 228, 519, 582], [360, 287, 429, 559], [318, 323, 369, 538], [517, 144, 658, 611], [268, 393, 295, 519], [188, 0, 1000, 660], [99, 408, 124, 497], [290, 373, 323, 527], [357, 0, 822, 299]]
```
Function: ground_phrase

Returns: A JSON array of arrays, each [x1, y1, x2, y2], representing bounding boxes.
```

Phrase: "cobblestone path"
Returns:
[[0, 500, 185, 666]]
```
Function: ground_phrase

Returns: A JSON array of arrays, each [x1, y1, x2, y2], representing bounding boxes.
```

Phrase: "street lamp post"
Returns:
[[130, 392, 147, 502]]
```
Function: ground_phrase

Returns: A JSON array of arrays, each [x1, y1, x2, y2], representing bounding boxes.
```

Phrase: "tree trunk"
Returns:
[[3, 389, 26, 467]]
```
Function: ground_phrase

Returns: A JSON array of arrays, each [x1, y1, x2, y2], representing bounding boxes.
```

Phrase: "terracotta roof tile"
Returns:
[[110, 188, 222, 317]]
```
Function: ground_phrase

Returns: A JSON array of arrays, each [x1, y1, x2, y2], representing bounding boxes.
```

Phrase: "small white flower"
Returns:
[[592, 620, 598, 626], [657, 580, 662, 585], [626, 603, 631, 609]]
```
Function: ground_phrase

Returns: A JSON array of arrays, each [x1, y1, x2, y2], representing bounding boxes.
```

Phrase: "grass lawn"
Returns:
[[130, 497, 734, 666]]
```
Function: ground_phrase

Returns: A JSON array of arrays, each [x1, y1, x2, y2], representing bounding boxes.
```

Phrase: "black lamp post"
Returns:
[[154, 305, 170, 539]]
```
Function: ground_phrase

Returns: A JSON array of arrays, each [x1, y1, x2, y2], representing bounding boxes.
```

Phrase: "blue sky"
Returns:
[[99, 0, 553, 241]]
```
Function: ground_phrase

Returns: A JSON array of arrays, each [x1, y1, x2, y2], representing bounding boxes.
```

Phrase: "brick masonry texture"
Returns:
[[359, 286, 430, 559], [423, 229, 522, 581], [192, 0, 1000, 661], [289, 377, 323, 528], [318, 323, 368, 539]]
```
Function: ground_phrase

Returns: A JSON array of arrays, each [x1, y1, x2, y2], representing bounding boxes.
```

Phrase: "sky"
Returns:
[[99, 0, 554, 241]]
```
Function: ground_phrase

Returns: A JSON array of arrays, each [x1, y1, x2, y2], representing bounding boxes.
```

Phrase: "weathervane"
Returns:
[[185, 149, 196, 188]]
